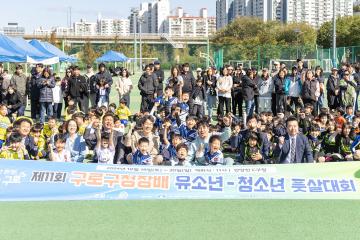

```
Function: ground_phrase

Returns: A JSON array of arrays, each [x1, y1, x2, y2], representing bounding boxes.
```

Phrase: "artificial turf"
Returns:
[[0, 200, 359, 240]]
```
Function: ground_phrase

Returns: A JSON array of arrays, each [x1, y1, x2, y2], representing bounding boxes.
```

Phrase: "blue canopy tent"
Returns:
[[0, 34, 59, 64], [9, 37, 59, 64], [96, 50, 129, 63], [0, 45, 24, 62], [29, 39, 77, 63]]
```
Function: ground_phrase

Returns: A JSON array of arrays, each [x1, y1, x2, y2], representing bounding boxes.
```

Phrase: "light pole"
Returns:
[[138, 17, 145, 71], [332, 0, 337, 68], [131, 8, 138, 74]]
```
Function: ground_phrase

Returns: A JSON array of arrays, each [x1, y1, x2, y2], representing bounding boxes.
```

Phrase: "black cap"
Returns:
[[154, 60, 160, 65]]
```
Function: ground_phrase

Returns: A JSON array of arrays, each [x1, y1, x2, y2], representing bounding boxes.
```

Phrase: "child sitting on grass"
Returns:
[[127, 137, 152, 165], [0, 133, 29, 160]]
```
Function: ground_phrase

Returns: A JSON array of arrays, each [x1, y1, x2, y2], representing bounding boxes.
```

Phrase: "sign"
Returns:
[[0, 160, 359, 201]]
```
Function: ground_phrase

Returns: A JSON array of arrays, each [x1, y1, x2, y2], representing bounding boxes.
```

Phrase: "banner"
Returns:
[[0, 160, 360, 201]]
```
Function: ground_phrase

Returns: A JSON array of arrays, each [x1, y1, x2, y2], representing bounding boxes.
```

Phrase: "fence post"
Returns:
[[257, 46, 261, 68]]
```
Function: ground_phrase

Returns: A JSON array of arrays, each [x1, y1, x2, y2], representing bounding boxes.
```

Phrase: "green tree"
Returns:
[[317, 16, 360, 48], [80, 41, 99, 66]]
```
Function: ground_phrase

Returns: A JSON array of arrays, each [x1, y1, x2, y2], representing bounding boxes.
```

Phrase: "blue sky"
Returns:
[[1, 0, 215, 33]]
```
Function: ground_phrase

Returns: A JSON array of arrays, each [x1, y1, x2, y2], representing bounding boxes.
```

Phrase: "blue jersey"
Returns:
[[205, 150, 224, 165], [178, 124, 197, 142], [161, 144, 177, 162], [178, 102, 189, 124], [165, 97, 178, 111], [132, 150, 152, 165]]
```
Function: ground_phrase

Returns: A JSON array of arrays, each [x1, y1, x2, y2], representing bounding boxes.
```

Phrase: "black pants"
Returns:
[[30, 97, 40, 119], [74, 96, 88, 113], [254, 95, 259, 114], [140, 94, 154, 113], [232, 91, 243, 117], [89, 93, 97, 108], [271, 93, 277, 115], [191, 104, 204, 119], [217, 96, 231, 117], [287, 96, 303, 114], [53, 103, 63, 120], [276, 94, 287, 114]]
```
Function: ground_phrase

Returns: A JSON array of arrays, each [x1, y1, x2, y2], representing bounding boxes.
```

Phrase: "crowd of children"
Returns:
[[0, 60, 359, 165]]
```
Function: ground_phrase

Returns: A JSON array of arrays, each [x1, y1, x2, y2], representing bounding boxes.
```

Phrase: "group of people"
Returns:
[[0, 58, 359, 165]]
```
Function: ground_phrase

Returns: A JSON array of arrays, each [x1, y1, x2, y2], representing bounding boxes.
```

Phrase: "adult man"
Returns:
[[28, 63, 43, 120], [10, 65, 27, 116], [181, 63, 196, 93], [326, 67, 340, 110], [138, 65, 158, 112], [187, 116, 232, 165], [273, 117, 313, 163], [67, 66, 88, 112], [95, 63, 113, 88], [153, 60, 164, 97], [84, 65, 97, 108]]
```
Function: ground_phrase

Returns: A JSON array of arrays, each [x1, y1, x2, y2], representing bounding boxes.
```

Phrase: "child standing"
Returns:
[[115, 98, 131, 126], [191, 78, 206, 118], [96, 78, 109, 107], [52, 77, 63, 120]]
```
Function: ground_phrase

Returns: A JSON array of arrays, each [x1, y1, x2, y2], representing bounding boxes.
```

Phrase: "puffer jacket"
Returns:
[[37, 77, 55, 102]]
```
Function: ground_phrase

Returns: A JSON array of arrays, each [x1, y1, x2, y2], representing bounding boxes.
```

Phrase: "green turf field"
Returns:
[[7, 71, 357, 240], [0, 200, 359, 240]]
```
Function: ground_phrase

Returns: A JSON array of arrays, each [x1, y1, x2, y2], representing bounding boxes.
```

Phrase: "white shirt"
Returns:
[[216, 75, 233, 98], [52, 85, 63, 103]]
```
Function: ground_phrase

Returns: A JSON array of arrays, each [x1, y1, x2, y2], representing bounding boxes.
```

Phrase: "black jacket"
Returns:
[[326, 75, 340, 107], [67, 75, 88, 98], [138, 72, 158, 95], [241, 75, 256, 101], [153, 69, 164, 95], [274, 76, 286, 95], [28, 73, 42, 100], [181, 72, 196, 93], [2, 91, 23, 109]]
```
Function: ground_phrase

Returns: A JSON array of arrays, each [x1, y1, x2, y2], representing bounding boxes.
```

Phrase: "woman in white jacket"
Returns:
[[216, 67, 233, 117], [115, 69, 133, 107]]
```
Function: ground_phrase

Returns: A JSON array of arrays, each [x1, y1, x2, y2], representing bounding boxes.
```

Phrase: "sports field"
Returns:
[[4, 71, 360, 240]]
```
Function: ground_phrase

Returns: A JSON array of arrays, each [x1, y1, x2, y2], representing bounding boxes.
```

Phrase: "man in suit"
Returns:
[[274, 117, 313, 163]]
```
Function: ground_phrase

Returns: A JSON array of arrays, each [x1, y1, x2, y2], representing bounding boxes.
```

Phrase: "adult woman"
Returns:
[[64, 119, 87, 163], [242, 69, 257, 117], [203, 67, 217, 117], [216, 67, 233, 117], [2, 84, 24, 122], [124, 115, 162, 164], [257, 68, 274, 113], [339, 70, 356, 109], [61, 68, 72, 108], [301, 70, 320, 115], [115, 68, 133, 107], [37, 68, 55, 124], [274, 69, 287, 114], [166, 66, 183, 98], [314, 66, 324, 112]]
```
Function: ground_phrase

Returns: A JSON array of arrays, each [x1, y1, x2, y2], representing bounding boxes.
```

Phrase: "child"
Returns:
[[0, 104, 10, 148], [175, 143, 191, 166], [52, 77, 63, 120], [200, 135, 225, 165], [162, 120, 183, 165], [64, 98, 78, 121], [237, 132, 265, 165], [178, 92, 190, 124], [72, 112, 86, 135], [191, 78, 206, 118], [307, 125, 325, 162], [163, 86, 178, 113], [42, 117, 59, 139], [115, 98, 131, 126], [0, 133, 29, 160], [336, 124, 353, 161], [31, 123, 47, 159], [344, 105, 355, 123], [334, 107, 346, 130], [95, 125, 115, 164], [96, 78, 109, 107], [178, 115, 198, 143], [230, 122, 242, 152], [48, 133, 71, 162], [128, 137, 152, 165]]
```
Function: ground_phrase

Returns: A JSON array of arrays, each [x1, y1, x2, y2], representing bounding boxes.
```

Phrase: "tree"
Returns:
[[80, 41, 99, 66], [317, 16, 360, 48]]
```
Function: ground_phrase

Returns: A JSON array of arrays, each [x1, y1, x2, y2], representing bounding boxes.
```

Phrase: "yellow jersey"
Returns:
[[115, 106, 131, 121], [0, 149, 29, 160], [0, 115, 11, 141]]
